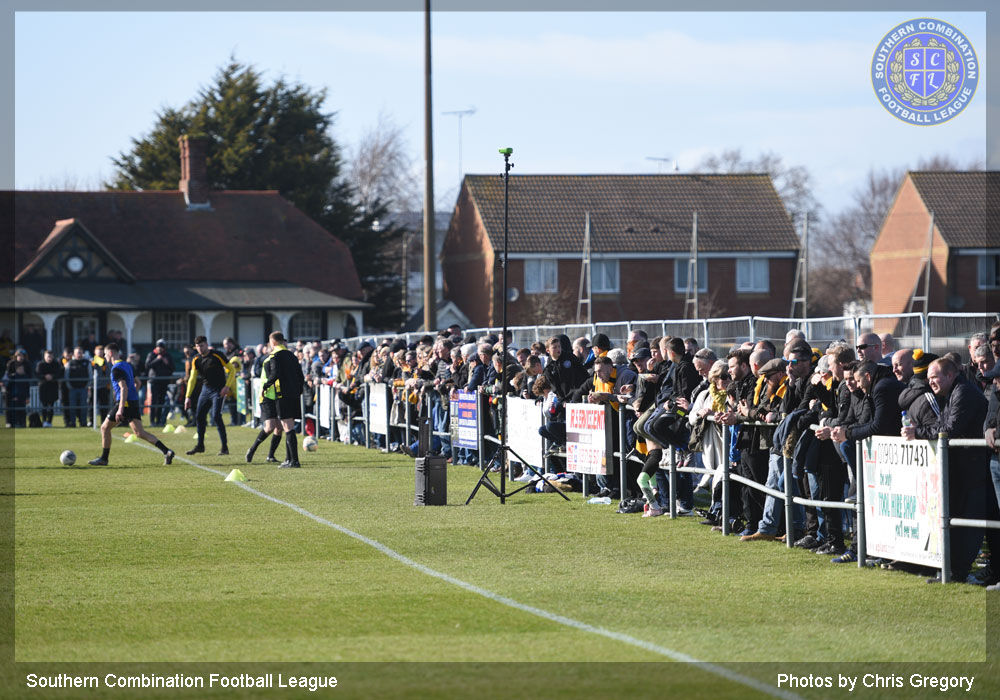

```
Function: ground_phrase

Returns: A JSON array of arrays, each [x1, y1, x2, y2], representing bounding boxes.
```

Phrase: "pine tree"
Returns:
[[108, 59, 403, 331]]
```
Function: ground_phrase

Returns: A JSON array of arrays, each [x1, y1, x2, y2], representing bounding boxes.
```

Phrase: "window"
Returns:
[[591, 259, 619, 293], [978, 255, 1000, 289], [290, 311, 323, 341], [154, 311, 189, 349], [674, 259, 708, 293], [524, 259, 557, 294], [736, 258, 769, 293]]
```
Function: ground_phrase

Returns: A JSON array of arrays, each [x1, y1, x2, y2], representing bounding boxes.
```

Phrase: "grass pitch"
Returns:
[[6, 424, 998, 698]]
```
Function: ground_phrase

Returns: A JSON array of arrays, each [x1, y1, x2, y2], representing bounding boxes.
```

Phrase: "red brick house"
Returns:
[[6, 137, 370, 356], [870, 171, 999, 322], [441, 174, 801, 327]]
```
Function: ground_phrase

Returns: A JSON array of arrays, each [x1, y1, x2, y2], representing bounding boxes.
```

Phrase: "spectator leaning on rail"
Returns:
[[902, 357, 994, 584], [829, 360, 905, 563], [715, 348, 755, 532], [3, 348, 32, 428], [983, 363, 1000, 588], [796, 343, 854, 551], [897, 349, 940, 432]]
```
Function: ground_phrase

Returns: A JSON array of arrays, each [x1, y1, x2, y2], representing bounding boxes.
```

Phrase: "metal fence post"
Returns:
[[939, 433, 951, 584], [856, 440, 866, 568], [476, 391, 485, 470], [748, 316, 755, 343], [722, 424, 731, 535], [363, 384, 371, 450], [668, 447, 678, 518], [783, 454, 794, 550], [618, 406, 627, 500], [91, 367, 98, 431]]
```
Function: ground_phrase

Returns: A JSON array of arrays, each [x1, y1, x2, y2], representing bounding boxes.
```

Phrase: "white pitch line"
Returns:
[[133, 442, 801, 700]]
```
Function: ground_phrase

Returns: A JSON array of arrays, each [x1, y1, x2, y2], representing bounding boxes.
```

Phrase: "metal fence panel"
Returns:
[[857, 313, 925, 352], [926, 312, 1000, 358]]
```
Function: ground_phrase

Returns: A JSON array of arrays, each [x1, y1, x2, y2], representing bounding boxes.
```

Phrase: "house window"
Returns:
[[978, 255, 1000, 289], [524, 259, 557, 294], [154, 311, 189, 349], [290, 311, 323, 341], [736, 258, 769, 293], [674, 259, 708, 293], [592, 259, 619, 293]]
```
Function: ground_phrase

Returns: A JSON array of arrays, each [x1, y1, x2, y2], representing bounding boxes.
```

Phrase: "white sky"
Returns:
[[11, 9, 990, 219]]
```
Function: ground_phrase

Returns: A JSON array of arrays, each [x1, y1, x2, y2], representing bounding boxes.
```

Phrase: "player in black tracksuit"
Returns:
[[260, 332, 305, 468], [185, 336, 235, 456]]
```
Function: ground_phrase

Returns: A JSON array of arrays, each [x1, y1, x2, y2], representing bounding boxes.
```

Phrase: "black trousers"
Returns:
[[149, 376, 170, 426], [196, 386, 228, 448], [819, 441, 848, 546], [740, 449, 769, 530]]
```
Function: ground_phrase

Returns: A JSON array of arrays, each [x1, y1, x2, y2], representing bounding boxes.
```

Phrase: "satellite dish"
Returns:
[[507, 287, 520, 302]]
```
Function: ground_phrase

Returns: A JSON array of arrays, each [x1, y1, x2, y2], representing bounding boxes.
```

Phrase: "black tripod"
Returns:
[[466, 148, 570, 505]]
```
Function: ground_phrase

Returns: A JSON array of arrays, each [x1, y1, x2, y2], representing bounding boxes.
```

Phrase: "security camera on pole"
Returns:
[[466, 148, 569, 505]]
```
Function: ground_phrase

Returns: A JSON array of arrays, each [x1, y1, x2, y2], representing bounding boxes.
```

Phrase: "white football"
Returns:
[[60, 450, 76, 466], [303, 436, 318, 452]]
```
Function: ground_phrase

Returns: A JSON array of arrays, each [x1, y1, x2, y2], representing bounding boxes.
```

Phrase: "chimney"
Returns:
[[178, 134, 210, 208]]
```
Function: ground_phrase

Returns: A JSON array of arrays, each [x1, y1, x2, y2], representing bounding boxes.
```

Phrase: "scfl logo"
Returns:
[[871, 18, 979, 125]]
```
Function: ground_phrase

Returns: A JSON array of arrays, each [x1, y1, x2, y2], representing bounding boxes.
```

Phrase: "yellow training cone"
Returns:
[[124, 434, 136, 443], [224, 469, 248, 483], [174, 425, 186, 434], [163, 424, 175, 433]]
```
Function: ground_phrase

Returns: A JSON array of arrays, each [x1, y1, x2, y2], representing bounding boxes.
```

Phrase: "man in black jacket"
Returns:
[[830, 360, 905, 562], [904, 357, 991, 583], [145, 339, 175, 427], [260, 331, 306, 468]]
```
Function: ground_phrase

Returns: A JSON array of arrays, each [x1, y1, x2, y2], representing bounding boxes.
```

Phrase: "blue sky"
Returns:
[[12, 10, 990, 218]]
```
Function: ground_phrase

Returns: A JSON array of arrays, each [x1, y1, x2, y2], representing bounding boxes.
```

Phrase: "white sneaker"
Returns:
[[675, 502, 693, 516], [42, 421, 52, 427], [986, 582, 1000, 591]]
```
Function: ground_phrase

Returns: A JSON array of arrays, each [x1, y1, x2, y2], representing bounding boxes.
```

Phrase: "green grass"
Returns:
[[6, 425, 999, 698]]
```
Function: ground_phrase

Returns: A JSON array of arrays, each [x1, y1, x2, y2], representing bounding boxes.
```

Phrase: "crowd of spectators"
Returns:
[[313, 320, 1000, 587]]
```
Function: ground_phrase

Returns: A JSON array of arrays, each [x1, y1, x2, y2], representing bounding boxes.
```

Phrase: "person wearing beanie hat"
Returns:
[[898, 349, 939, 433]]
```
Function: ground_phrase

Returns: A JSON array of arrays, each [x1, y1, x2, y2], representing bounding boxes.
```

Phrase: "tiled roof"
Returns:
[[7, 190, 364, 300], [908, 171, 1000, 248], [462, 174, 799, 253]]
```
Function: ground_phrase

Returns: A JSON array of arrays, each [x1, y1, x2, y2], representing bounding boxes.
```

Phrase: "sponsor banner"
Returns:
[[236, 377, 246, 414], [251, 379, 262, 418], [863, 436, 942, 568], [318, 384, 331, 430], [566, 403, 608, 475], [450, 390, 478, 450], [368, 383, 389, 436], [506, 397, 543, 469]]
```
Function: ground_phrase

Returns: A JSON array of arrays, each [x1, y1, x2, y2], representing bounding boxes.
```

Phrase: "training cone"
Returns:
[[224, 469, 248, 483], [122, 431, 132, 438], [174, 425, 186, 434], [163, 424, 175, 433], [124, 434, 137, 443]]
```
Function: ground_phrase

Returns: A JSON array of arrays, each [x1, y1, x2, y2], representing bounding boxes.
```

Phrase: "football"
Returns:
[[59, 450, 76, 466], [303, 436, 318, 452]]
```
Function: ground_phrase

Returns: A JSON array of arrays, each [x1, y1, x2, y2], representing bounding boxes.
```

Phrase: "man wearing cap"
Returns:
[[145, 339, 175, 427]]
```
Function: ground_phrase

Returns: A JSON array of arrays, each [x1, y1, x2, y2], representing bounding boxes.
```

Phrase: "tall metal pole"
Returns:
[[499, 149, 513, 504], [422, 0, 437, 332]]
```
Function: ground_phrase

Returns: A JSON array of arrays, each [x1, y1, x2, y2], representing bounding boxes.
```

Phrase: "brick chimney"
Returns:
[[178, 134, 210, 208]]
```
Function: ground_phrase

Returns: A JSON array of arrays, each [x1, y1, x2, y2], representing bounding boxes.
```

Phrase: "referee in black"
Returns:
[[184, 335, 235, 456], [260, 331, 305, 468]]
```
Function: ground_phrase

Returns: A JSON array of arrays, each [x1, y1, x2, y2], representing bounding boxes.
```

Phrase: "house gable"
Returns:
[[15, 218, 135, 284]]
